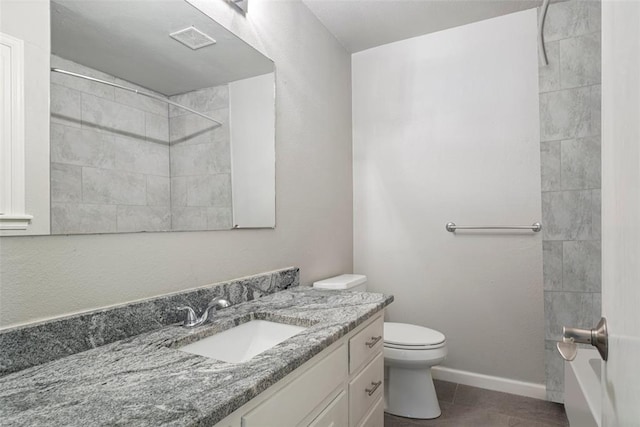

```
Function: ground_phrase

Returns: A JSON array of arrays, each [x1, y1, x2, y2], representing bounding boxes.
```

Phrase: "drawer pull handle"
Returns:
[[365, 380, 382, 396], [365, 336, 382, 348]]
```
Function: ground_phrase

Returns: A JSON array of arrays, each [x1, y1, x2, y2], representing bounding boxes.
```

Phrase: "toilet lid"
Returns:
[[384, 322, 445, 347]]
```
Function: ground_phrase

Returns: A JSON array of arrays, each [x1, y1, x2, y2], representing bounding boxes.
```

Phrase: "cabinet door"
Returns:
[[242, 345, 347, 427], [357, 397, 383, 427], [349, 353, 384, 427], [307, 391, 348, 427]]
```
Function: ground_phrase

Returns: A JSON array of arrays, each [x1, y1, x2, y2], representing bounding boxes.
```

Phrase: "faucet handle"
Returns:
[[177, 306, 199, 327], [208, 298, 231, 310], [199, 298, 232, 324]]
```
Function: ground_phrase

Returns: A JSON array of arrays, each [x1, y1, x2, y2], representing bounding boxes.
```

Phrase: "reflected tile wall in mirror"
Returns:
[[47, 0, 275, 235], [50, 56, 235, 234], [50, 55, 172, 234], [169, 86, 233, 231]]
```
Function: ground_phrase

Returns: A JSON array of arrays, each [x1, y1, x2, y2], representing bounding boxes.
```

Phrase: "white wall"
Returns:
[[0, 0, 353, 328], [601, 1, 640, 423], [353, 9, 545, 385], [230, 72, 276, 228], [0, 0, 50, 236]]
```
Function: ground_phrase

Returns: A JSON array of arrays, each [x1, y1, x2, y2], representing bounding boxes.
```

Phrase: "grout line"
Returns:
[[451, 382, 459, 405], [544, 29, 602, 45], [539, 82, 601, 96]]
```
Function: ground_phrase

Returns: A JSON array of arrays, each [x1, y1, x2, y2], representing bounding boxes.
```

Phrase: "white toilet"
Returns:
[[312, 274, 447, 419]]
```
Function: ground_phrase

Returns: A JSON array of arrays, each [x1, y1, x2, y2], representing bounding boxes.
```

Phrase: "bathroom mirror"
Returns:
[[49, 0, 275, 234]]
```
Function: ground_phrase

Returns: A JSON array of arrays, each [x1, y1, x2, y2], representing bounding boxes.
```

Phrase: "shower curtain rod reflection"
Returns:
[[50, 68, 223, 128]]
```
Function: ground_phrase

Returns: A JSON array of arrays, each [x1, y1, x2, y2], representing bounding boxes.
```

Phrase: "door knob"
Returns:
[[556, 317, 608, 361]]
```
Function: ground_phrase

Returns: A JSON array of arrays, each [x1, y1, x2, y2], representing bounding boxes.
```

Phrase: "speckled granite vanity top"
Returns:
[[0, 288, 393, 426]]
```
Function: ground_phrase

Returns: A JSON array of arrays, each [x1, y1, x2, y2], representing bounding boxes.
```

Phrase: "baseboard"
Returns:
[[431, 366, 547, 401]]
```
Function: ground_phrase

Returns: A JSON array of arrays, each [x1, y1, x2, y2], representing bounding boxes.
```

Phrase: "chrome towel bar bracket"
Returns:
[[445, 222, 542, 232]]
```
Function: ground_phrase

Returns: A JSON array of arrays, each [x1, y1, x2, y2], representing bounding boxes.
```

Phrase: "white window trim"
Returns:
[[0, 32, 32, 230]]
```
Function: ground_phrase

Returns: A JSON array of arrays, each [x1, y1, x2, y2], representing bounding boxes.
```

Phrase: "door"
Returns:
[[601, 1, 640, 425]]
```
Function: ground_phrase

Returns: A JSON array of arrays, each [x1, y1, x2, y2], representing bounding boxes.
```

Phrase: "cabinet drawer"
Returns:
[[357, 396, 383, 427], [349, 316, 383, 373], [308, 390, 348, 427], [242, 344, 347, 427], [349, 353, 384, 427]]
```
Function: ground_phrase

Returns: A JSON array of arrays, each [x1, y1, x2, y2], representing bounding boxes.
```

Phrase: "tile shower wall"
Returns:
[[538, 0, 601, 403], [50, 57, 233, 233], [50, 55, 171, 234], [169, 86, 233, 231]]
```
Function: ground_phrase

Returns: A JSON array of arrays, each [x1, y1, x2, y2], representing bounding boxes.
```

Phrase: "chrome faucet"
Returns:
[[178, 298, 232, 328]]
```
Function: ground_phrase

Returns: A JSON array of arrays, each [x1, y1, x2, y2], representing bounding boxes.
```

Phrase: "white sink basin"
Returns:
[[178, 320, 307, 363]]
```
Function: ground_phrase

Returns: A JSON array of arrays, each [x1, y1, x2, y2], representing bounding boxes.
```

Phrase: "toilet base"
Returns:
[[384, 365, 441, 419]]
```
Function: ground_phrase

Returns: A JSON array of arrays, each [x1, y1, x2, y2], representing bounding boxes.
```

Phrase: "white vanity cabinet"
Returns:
[[215, 312, 385, 427]]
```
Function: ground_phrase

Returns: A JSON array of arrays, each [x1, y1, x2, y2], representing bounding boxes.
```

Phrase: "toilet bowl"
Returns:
[[384, 322, 447, 419], [313, 274, 448, 420]]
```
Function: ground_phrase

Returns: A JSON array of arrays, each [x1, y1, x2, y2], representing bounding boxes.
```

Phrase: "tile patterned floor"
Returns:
[[384, 380, 569, 427]]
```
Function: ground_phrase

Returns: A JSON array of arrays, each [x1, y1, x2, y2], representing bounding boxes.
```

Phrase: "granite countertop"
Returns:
[[0, 288, 393, 426]]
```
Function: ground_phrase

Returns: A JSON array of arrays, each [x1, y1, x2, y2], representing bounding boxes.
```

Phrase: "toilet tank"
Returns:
[[313, 274, 368, 292]]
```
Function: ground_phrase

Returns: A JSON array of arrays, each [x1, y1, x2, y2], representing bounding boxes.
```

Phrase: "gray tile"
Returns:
[[539, 41, 560, 93], [546, 389, 564, 405], [540, 141, 561, 191], [434, 380, 457, 404], [540, 87, 591, 142], [51, 163, 82, 203], [146, 176, 170, 207], [206, 207, 233, 230], [587, 0, 602, 35], [591, 190, 601, 239], [439, 404, 513, 427], [170, 177, 188, 207], [171, 207, 207, 231], [590, 85, 601, 136], [509, 413, 567, 426], [51, 203, 117, 234], [453, 385, 568, 425], [592, 293, 602, 326], [187, 174, 232, 207], [563, 240, 601, 292], [116, 205, 170, 232], [51, 83, 82, 128], [543, 1, 600, 42], [51, 55, 116, 100], [169, 85, 229, 117], [170, 140, 231, 176], [385, 403, 514, 427], [81, 93, 145, 137], [145, 112, 169, 144], [113, 136, 170, 177], [82, 167, 147, 205], [114, 79, 168, 116], [386, 397, 567, 427], [50, 123, 116, 169], [544, 291, 594, 340], [543, 241, 563, 291], [561, 136, 601, 190], [542, 190, 592, 240], [544, 340, 565, 396], [559, 33, 601, 89], [384, 413, 423, 427], [169, 109, 229, 146]]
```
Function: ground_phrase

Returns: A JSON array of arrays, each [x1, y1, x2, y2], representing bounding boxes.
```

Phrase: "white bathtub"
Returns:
[[564, 348, 601, 427]]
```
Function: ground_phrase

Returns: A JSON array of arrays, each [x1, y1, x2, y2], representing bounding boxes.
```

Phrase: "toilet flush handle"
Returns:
[[365, 335, 382, 348]]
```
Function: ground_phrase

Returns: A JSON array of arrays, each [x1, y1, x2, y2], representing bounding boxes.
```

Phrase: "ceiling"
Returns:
[[51, 0, 273, 96], [302, 0, 543, 53]]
